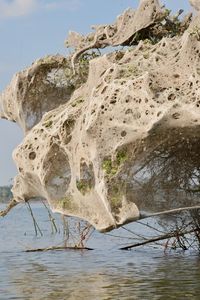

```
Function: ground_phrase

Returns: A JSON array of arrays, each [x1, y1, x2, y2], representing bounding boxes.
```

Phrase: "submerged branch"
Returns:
[[25, 246, 93, 252], [0, 198, 18, 217]]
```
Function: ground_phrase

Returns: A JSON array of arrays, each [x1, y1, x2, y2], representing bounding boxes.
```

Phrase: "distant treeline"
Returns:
[[0, 185, 12, 203]]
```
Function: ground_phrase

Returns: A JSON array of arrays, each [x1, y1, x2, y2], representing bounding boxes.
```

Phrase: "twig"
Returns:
[[26, 201, 43, 237], [96, 48, 101, 55], [122, 225, 164, 247], [77, 223, 93, 247], [0, 198, 18, 217], [105, 233, 141, 240], [62, 215, 69, 247], [42, 200, 58, 234], [119, 228, 198, 250], [121, 226, 147, 240], [62, 215, 69, 237], [136, 220, 166, 234]]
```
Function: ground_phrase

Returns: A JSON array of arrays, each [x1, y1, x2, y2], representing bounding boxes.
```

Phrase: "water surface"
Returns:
[[0, 203, 200, 300]]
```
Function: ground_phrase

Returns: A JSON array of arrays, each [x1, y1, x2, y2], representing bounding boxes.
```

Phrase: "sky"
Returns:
[[0, 0, 192, 186]]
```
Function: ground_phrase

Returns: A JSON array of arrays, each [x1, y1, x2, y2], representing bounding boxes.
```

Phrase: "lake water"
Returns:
[[0, 202, 200, 300]]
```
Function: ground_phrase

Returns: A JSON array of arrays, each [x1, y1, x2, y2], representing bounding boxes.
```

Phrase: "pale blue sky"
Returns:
[[0, 0, 191, 185]]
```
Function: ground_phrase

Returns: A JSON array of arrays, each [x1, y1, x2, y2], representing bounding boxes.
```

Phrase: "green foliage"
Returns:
[[76, 178, 93, 195], [76, 180, 88, 195], [109, 184, 124, 213], [102, 159, 118, 177], [102, 149, 128, 177], [110, 194, 122, 212], [59, 196, 74, 210], [189, 26, 200, 41], [44, 120, 53, 128], [128, 8, 191, 46], [76, 51, 100, 81], [116, 65, 139, 78], [71, 97, 84, 108], [79, 51, 100, 64], [164, 8, 171, 17], [116, 150, 128, 165]]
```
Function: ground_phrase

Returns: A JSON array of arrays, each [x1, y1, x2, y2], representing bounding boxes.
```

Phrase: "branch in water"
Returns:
[[0, 198, 18, 217], [25, 246, 93, 252], [119, 228, 198, 250]]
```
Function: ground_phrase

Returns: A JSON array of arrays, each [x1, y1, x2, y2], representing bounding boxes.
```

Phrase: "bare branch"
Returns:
[[0, 198, 18, 217], [25, 246, 93, 252], [140, 206, 200, 220], [120, 228, 198, 250], [26, 201, 43, 237]]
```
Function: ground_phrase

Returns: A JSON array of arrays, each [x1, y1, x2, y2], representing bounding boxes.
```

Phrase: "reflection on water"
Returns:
[[1, 203, 200, 300]]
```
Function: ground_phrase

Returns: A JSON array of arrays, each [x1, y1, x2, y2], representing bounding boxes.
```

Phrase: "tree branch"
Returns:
[[120, 228, 198, 250], [0, 198, 18, 217], [140, 205, 200, 220]]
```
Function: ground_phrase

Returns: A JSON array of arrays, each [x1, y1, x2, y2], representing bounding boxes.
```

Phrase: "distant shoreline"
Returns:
[[0, 185, 12, 203]]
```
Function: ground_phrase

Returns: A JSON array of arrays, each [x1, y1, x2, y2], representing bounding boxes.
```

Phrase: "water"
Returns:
[[0, 203, 200, 300]]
